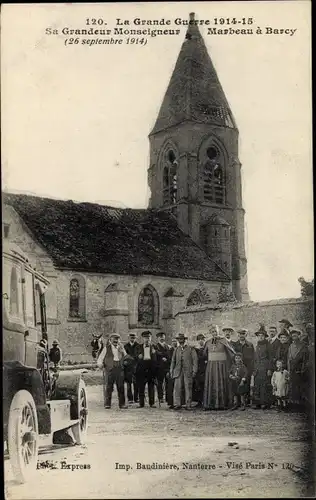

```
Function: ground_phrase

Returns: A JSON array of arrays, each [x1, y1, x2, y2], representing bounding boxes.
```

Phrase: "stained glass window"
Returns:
[[69, 275, 86, 320], [69, 279, 80, 317], [138, 285, 159, 325]]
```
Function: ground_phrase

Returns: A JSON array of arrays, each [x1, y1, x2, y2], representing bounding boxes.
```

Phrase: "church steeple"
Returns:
[[148, 13, 249, 302], [185, 12, 201, 40], [150, 12, 236, 136]]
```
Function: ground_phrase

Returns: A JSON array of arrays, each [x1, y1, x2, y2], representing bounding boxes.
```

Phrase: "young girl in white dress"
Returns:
[[271, 359, 290, 411]]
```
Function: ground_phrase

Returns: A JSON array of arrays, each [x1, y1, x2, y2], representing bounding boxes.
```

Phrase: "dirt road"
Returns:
[[5, 384, 314, 499]]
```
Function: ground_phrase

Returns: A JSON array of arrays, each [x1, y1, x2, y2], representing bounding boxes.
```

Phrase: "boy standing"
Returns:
[[229, 352, 248, 410]]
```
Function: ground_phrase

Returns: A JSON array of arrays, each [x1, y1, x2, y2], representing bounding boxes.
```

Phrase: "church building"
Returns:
[[2, 14, 249, 361]]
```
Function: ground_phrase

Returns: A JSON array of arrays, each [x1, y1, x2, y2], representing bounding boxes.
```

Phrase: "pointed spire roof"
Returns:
[[150, 13, 236, 135]]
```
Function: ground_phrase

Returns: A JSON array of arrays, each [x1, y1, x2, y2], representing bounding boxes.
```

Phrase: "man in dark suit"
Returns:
[[124, 332, 140, 404], [170, 333, 198, 410], [155, 332, 171, 404], [268, 325, 281, 362], [167, 338, 178, 408], [136, 331, 158, 408], [233, 329, 255, 404], [193, 333, 207, 407], [97, 333, 128, 409]]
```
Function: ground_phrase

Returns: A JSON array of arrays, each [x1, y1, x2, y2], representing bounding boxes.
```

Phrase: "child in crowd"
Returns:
[[271, 359, 289, 412], [229, 352, 248, 410]]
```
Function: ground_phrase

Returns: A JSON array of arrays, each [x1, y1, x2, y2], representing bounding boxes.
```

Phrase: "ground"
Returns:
[[5, 378, 314, 499]]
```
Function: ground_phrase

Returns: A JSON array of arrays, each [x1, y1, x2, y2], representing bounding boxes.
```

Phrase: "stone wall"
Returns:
[[175, 297, 314, 346], [54, 270, 224, 361]]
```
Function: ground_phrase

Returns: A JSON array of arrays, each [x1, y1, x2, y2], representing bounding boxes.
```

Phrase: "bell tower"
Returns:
[[147, 13, 249, 302]]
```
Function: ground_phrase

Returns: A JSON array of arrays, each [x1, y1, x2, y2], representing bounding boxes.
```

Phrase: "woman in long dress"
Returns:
[[203, 325, 235, 410]]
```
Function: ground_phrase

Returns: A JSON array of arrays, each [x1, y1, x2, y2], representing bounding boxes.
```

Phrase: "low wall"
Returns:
[[175, 297, 314, 344]]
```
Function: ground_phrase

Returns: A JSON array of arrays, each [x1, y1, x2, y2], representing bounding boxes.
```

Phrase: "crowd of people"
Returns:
[[92, 319, 314, 412]]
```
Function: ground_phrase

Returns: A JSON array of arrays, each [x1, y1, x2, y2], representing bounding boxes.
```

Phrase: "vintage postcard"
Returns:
[[2, 1, 314, 499]]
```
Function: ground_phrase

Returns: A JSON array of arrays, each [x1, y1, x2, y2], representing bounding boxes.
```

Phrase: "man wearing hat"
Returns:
[[273, 329, 291, 367], [49, 339, 62, 368], [268, 326, 281, 361], [299, 323, 312, 346], [135, 331, 158, 408], [169, 333, 198, 410], [279, 319, 293, 332], [233, 328, 255, 404], [252, 325, 273, 409], [124, 333, 140, 404], [222, 327, 236, 350], [97, 333, 128, 409], [166, 338, 178, 408], [155, 332, 172, 405], [288, 329, 309, 407], [193, 333, 207, 407], [305, 323, 314, 346]]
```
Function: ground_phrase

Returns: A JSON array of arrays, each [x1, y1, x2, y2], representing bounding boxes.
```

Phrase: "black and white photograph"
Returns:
[[1, 1, 314, 498]]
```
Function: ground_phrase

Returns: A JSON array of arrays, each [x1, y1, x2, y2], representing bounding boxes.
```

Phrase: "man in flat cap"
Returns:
[[124, 332, 140, 404], [193, 333, 207, 407], [97, 333, 128, 409], [155, 332, 172, 405], [135, 331, 158, 408], [222, 327, 236, 350], [233, 328, 255, 405], [170, 333, 198, 410]]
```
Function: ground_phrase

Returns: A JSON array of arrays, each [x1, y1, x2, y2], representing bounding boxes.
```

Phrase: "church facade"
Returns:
[[2, 15, 249, 361]]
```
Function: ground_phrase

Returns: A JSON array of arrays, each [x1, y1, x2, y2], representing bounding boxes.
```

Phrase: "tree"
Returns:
[[298, 277, 314, 298]]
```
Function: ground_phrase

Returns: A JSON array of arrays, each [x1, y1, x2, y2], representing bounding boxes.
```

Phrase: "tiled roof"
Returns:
[[150, 13, 236, 135], [3, 192, 230, 282]]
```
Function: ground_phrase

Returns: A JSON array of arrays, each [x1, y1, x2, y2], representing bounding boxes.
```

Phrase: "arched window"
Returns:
[[69, 275, 86, 319], [138, 285, 159, 326], [203, 146, 225, 204], [163, 149, 178, 206]]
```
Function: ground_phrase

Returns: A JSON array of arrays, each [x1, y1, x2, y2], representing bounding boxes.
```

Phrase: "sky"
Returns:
[[1, 1, 313, 301]]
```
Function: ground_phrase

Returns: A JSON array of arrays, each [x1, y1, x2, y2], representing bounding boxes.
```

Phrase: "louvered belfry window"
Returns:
[[203, 146, 225, 204], [163, 149, 178, 206]]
